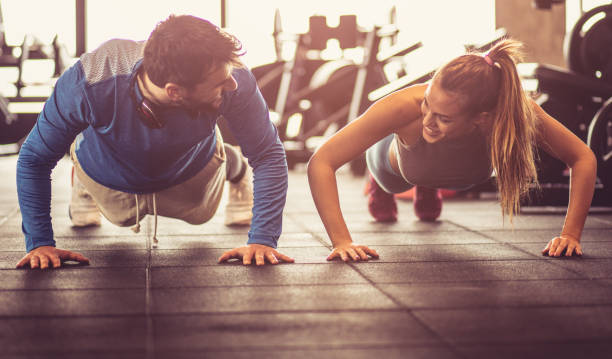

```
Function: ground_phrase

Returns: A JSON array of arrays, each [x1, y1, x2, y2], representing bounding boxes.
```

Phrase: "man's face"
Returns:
[[176, 63, 238, 114]]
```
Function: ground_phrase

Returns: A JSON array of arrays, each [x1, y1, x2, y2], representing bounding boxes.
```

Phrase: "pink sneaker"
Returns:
[[413, 186, 442, 221], [366, 174, 397, 222]]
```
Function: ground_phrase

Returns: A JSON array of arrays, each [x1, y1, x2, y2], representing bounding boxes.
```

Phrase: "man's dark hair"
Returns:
[[143, 15, 244, 89]]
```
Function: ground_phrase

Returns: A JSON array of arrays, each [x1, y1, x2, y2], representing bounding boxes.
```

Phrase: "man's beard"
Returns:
[[172, 96, 219, 117]]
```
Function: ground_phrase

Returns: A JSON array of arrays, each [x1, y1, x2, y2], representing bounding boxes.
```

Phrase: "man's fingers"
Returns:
[[218, 249, 237, 263], [50, 255, 62, 268], [255, 252, 265, 266], [339, 250, 349, 262], [59, 250, 90, 264], [265, 252, 279, 265], [275, 252, 295, 263], [30, 256, 40, 269], [242, 250, 253, 265], [16, 254, 31, 268], [39, 256, 50, 269]]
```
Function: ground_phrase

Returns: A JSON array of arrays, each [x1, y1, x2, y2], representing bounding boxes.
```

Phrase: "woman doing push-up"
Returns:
[[307, 39, 597, 262]]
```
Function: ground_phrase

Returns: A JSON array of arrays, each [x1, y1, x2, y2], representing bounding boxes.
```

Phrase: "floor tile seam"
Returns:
[[453, 338, 612, 347], [143, 257, 612, 268], [591, 217, 612, 226], [0, 283, 375, 292], [0, 308, 409, 320], [350, 277, 612, 285], [285, 213, 333, 249], [403, 303, 612, 311], [151, 343, 455, 353], [344, 263, 468, 359], [0, 286, 146, 291], [2, 276, 607, 292], [144, 216, 154, 359], [411, 336, 612, 346], [6, 305, 612, 321], [1, 344, 453, 356], [375, 277, 612, 285], [147, 282, 378, 289], [0, 207, 19, 227], [445, 219, 595, 278]]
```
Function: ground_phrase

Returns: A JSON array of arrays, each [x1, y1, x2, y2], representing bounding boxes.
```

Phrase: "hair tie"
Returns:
[[483, 54, 494, 66]]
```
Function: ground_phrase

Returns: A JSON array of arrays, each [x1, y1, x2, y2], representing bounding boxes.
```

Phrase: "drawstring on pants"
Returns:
[[130, 193, 159, 248], [152, 193, 158, 248], [131, 194, 140, 233]]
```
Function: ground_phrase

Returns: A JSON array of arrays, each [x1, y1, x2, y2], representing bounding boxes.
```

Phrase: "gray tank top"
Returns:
[[394, 129, 492, 189]]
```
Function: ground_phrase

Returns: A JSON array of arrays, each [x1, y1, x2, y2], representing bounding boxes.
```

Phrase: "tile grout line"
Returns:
[[144, 216, 154, 359], [445, 219, 603, 284], [346, 262, 469, 359], [287, 213, 468, 359]]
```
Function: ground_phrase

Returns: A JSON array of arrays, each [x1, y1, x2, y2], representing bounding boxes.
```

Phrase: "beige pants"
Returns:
[[70, 131, 226, 227]]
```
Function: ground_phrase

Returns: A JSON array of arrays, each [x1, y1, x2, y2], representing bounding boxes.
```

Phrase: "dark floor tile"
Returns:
[[456, 340, 612, 359], [444, 210, 611, 230], [0, 216, 148, 238], [151, 264, 367, 287], [517, 242, 612, 258], [413, 306, 612, 344], [0, 289, 145, 316], [372, 243, 534, 262], [0, 235, 147, 251], [379, 279, 612, 309], [152, 232, 324, 250], [0, 250, 148, 269], [152, 284, 396, 313], [481, 228, 612, 244], [153, 311, 441, 350], [154, 346, 461, 359], [2, 353, 146, 359], [354, 260, 582, 284], [1, 267, 146, 289], [0, 316, 147, 353], [151, 246, 331, 266], [293, 214, 464, 235], [345, 230, 496, 247], [553, 258, 612, 279]]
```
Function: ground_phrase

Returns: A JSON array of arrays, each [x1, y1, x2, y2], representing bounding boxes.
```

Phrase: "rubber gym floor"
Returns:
[[1, 153, 611, 359]]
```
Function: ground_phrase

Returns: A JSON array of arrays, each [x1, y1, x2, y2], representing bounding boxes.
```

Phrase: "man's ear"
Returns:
[[164, 83, 185, 102]]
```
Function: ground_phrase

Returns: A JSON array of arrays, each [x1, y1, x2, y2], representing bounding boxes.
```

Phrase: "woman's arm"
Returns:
[[532, 101, 597, 256], [307, 85, 424, 260]]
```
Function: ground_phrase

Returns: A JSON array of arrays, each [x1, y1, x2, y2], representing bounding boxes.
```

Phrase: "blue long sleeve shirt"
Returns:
[[16, 39, 288, 252]]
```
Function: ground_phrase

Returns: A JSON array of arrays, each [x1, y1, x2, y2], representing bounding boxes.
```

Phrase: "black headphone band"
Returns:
[[130, 67, 166, 129]]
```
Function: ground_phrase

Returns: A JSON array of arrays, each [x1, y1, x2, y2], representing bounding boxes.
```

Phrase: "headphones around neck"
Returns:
[[130, 68, 166, 129]]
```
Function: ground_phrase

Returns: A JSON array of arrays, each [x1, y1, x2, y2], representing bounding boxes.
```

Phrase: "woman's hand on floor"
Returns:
[[328, 243, 379, 262], [542, 234, 583, 257]]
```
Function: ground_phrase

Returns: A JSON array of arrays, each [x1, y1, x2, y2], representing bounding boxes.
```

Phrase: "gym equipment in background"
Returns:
[[564, 3, 612, 84], [0, 0, 72, 152], [527, 2, 612, 207], [252, 7, 418, 174]]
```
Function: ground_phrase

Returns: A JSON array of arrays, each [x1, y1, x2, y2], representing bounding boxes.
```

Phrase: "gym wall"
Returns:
[[495, 0, 566, 67]]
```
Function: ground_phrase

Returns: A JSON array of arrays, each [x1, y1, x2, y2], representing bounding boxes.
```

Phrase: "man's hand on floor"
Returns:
[[16, 246, 90, 269], [218, 243, 295, 265]]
